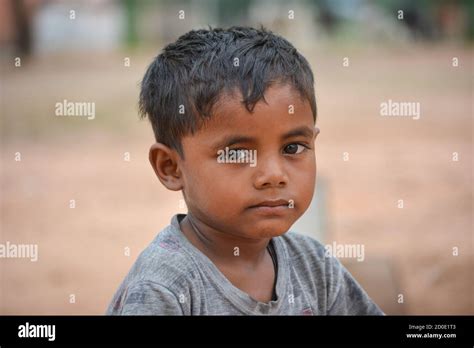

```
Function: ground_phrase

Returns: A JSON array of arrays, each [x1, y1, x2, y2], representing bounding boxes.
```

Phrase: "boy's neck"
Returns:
[[179, 213, 270, 267], [179, 213, 278, 303]]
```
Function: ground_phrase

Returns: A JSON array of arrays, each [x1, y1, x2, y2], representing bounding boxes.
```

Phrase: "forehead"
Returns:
[[201, 83, 314, 135]]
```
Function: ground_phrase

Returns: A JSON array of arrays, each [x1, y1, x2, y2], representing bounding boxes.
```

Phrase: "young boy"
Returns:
[[107, 26, 383, 315]]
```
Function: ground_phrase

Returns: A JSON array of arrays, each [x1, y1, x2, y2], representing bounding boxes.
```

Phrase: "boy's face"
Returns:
[[176, 83, 318, 239]]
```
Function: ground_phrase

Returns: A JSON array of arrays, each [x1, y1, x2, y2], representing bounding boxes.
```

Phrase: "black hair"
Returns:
[[139, 26, 317, 158]]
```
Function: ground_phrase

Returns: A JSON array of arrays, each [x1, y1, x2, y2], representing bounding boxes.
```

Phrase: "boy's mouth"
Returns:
[[249, 199, 289, 208], [247, 199, 291, 216]]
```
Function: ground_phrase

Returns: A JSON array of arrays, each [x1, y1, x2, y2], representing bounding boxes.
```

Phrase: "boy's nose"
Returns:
[[253, 157, 288, 189]]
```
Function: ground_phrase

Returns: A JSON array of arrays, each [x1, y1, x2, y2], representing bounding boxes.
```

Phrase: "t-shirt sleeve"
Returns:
[[108, 280, 184, 315], [325, 256, 384, 315]]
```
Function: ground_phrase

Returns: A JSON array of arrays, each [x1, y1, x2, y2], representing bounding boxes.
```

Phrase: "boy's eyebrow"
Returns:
[[281, 125, 315, 140], [213, 126, 315, 150]]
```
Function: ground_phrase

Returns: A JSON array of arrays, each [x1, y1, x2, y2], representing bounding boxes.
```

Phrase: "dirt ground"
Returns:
[[1, 44, 472, 314]]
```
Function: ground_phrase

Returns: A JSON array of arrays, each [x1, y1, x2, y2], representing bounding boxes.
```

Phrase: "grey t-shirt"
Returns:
[[106, 214, 383, 315]]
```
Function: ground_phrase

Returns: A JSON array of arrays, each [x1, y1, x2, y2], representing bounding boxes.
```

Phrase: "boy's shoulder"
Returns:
[[124, 222, 199, 289], [279, 230, 327, 261], [279, 230, 345, 290], [106, 218, 201, 315]]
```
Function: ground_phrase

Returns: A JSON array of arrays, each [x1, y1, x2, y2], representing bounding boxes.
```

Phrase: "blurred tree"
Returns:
[[123, 0, 138, 48], [217, 0, 251, 25], [11, 0, 31, 56]]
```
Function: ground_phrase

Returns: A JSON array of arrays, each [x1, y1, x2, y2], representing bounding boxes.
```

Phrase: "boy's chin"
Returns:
[[248, 220, 294, 239]]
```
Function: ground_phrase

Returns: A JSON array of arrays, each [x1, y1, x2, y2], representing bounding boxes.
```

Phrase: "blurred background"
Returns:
[[0, 0, 472, 315]]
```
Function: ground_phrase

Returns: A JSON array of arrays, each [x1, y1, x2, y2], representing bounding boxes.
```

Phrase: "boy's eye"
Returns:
[[283, 143, 307, 155], [235, 149, 247, 161]]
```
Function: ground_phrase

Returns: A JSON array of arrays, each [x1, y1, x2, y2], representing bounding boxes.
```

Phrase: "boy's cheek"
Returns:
[[186, 173, 240, 208]]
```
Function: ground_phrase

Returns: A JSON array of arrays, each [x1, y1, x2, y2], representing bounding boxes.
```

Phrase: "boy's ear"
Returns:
[[313, 126, 320, 140], [149, 143, 183, 191]]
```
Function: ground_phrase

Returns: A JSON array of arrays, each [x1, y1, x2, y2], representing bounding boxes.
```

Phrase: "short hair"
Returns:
[[139, 26, 317, 158]]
